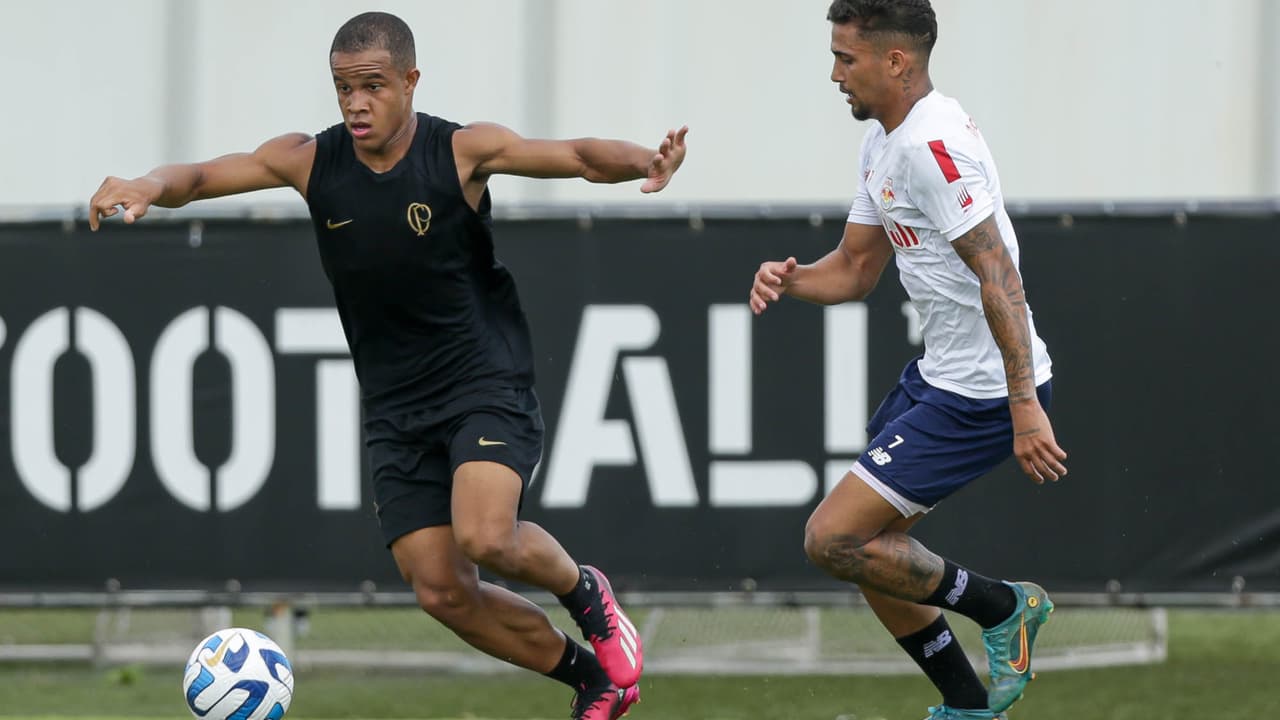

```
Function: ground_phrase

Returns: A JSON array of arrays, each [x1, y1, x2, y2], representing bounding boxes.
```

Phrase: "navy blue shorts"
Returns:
[[852, 359, 1052, 516], [364, 387, 544, 546]]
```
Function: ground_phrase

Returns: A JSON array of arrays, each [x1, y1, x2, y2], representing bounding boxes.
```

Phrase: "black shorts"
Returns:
[[365, 387, 544, 546]]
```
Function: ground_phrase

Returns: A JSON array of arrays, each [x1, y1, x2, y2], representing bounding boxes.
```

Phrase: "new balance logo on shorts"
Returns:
[[922, 629, 954, 658], [945, 568, 969, 606], [868, 447, 893, 466]]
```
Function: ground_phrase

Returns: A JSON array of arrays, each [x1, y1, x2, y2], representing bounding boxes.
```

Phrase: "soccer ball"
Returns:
[[182, 628, 295, 720]]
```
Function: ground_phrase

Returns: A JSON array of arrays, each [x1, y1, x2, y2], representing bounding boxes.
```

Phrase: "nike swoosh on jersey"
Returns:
[[477, 437, 507, 447], [326, 218, 354, 230]]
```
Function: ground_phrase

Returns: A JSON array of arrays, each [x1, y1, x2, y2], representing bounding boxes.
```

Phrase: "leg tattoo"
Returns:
[[818, 532, 945, 601]]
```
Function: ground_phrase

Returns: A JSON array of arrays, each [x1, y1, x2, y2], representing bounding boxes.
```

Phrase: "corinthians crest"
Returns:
[[407, 202, 432, 236]]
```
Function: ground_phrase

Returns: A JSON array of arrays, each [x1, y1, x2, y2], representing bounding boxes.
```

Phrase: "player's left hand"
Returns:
[[1011, 402, 1068, 484], [641, 126, 689, 193]]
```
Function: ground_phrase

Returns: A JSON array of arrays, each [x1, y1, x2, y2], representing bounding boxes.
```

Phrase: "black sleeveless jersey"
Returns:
[[304, 113, 535, 417]]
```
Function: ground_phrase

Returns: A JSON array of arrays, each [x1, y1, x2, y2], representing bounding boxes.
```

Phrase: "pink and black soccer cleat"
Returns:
[[571, 565, 644, 688], [571, 684, 641, 720]]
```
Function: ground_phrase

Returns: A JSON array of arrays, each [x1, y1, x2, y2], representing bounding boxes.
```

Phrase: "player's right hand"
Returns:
[[749, 257, 798, 315], [88, 176, 163, 231]]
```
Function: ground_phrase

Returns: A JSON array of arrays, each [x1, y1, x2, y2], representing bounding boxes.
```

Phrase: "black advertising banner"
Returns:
[[0, 212, 1277, 593]]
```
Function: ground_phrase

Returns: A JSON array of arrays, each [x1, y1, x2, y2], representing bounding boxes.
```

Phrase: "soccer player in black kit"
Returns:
[[89, 12, 686, 719]]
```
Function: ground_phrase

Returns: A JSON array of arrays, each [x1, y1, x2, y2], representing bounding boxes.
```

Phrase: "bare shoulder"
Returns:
[[257, 132, 316, 164], [452, 122, 519, 160], [256, 132, 317, 192], [452, 122, 528, 189]]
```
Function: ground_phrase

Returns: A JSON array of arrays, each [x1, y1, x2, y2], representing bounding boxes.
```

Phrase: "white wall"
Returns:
[[0, 1, 170, 211], [1, 0, 1274, 211]]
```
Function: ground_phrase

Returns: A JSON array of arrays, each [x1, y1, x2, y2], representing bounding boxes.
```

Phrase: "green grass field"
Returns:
[[0, 609, 1276, 719]]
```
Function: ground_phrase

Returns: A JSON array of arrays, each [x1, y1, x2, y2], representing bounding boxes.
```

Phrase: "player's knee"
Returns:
[[454, 526, 518, 573], [803, 517, 872, 576], [411, 577, 480, 625], [803, 511, 836, 565], [803, 524, 831, 568]]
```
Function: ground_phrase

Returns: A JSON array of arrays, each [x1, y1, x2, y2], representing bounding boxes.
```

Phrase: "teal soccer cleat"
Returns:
[[982, 581, 1054, 713], [924, 705, 1007, 719]]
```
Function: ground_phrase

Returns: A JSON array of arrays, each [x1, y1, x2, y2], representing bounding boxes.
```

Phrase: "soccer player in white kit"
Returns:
[[748, 2, 1068, 719]]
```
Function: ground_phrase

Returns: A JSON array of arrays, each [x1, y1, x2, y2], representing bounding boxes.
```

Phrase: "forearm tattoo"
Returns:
[[818, 532, 945, 601], [953, 219, 1036, 405]]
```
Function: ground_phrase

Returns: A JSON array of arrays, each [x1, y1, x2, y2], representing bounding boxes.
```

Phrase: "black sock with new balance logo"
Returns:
[[922, 559, 1018, 629], [546, 633, 610, 690], [896, 614, 989, 711]]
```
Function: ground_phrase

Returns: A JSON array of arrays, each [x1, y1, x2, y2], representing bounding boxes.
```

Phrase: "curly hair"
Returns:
[[826, 0, 937, 55], [331, 12, 417, 71]]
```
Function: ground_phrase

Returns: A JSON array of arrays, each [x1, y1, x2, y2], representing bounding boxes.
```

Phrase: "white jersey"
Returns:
[[847, 90, 1052, 399]]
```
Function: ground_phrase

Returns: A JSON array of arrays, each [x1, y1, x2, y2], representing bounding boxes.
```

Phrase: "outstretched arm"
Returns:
[[952, 214, 1068, 483], [88, 133, 315, 230], [453, 123, 688, 203], [749, 222, 893, 315]]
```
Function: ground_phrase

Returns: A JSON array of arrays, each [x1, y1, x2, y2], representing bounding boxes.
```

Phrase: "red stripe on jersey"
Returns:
[[903, 225, 920, 246], [928, 140, 962, 184]]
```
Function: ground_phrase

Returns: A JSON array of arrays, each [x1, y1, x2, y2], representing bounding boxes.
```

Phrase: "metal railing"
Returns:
[[1, 588, 1276, 610], [1, 199, 1278, 226]]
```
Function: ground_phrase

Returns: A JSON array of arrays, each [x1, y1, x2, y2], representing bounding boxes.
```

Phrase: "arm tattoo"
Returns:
[[819, 532, 945, 601], [953, 218, 1036, 404]]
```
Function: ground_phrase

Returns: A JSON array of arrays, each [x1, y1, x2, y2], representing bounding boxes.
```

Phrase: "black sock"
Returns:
[[556, 566, 593, 616], [922, 559, 1017, 629], [896, 615, 989, 711], [545, 633, 610, 690]]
